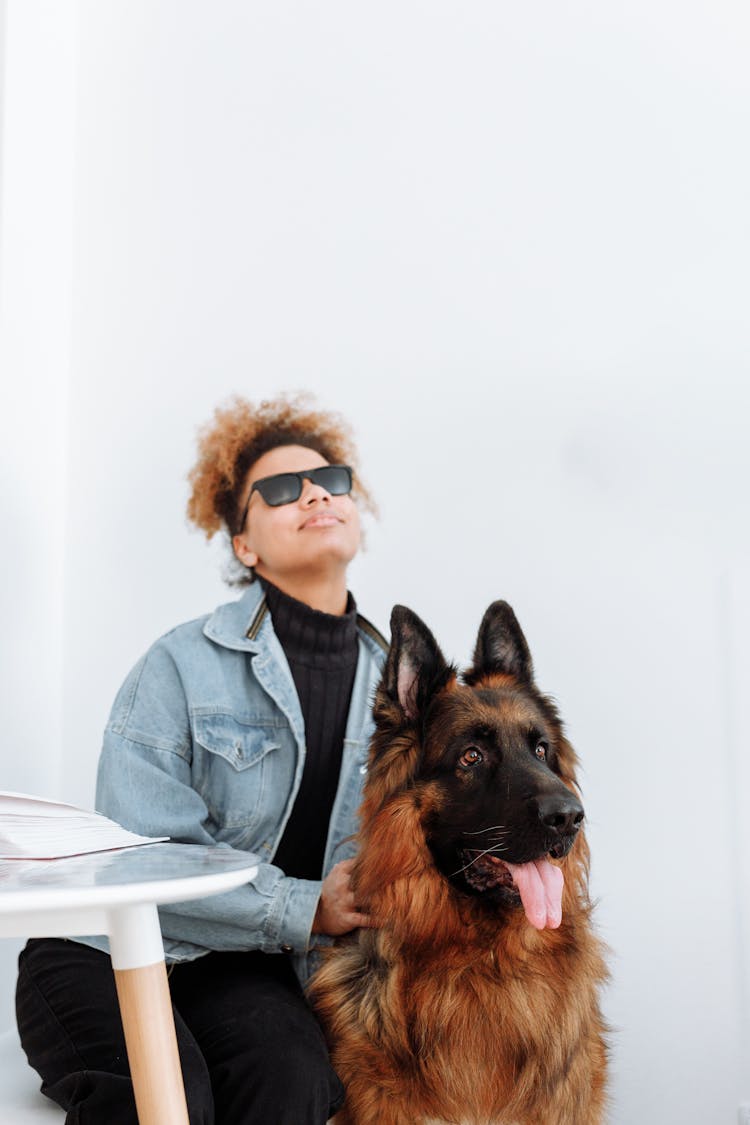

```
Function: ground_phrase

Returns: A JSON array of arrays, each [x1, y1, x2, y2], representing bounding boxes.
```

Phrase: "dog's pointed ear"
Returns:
[[384, 605, 451, 720], [468, 600, 534, 685]]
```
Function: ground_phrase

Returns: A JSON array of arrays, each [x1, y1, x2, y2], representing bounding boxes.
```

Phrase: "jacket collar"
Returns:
[[202, 582, 269, 653], [202, 582, 389, 658]]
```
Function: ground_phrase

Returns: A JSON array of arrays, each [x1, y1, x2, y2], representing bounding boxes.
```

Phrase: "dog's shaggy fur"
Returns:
[[310, 601, 608, 1125]]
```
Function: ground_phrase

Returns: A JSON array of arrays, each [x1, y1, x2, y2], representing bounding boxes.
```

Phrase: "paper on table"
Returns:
[[0, 791, 168, 859]]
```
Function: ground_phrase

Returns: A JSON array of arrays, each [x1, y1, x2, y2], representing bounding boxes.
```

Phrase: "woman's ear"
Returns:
[[232, 534, 259, 570]]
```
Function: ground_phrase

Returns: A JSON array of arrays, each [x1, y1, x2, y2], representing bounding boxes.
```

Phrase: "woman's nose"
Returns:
[[300, 477, 331, 504]]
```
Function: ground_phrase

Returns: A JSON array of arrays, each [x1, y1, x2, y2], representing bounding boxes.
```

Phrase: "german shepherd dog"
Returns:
[[310, 602, 608, 1125]]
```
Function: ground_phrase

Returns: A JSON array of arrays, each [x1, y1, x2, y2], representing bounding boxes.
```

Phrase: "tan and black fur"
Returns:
[[309, 601, 608, 1125]]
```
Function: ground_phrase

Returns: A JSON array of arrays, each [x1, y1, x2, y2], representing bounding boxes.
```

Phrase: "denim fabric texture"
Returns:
[[80, 581, 387, 982]]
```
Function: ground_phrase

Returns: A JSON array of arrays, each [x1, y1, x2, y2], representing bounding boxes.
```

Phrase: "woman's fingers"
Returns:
[[312, 859, 373, 935]]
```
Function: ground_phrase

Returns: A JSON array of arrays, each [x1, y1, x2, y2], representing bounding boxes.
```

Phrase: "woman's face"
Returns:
[[232, 444, 361, 585]]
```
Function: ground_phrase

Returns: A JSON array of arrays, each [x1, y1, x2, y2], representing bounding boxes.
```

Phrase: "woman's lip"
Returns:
[[300, 514, 342, 529]]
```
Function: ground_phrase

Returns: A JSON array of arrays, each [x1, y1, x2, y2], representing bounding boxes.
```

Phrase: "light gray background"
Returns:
[[1, 3, 748, 1122]]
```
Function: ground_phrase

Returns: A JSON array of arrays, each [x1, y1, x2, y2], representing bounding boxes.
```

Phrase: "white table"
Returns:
[[0, 843, 259, 1125]]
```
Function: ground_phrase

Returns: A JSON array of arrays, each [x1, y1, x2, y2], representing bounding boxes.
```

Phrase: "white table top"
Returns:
[[0, 842, 260, 914]]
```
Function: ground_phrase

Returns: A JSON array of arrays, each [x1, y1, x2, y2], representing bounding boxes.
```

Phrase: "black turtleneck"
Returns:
[[260, 579, 359, 880]]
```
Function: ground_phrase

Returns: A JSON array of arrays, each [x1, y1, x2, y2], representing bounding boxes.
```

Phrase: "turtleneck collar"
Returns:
[[259, 578, 358, 668]]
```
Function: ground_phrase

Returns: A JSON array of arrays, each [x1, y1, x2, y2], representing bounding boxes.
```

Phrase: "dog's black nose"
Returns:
[[532, 792, 584, 837]]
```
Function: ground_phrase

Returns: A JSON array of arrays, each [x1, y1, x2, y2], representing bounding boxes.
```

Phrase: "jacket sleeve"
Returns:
[[96, 641, 322, 956]]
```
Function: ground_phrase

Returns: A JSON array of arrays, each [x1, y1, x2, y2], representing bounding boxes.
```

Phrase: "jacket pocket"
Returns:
[[193, 713, 284, 829], [194, 713, 280, 770]]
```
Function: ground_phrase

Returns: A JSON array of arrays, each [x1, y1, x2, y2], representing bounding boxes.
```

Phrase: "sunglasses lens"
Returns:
[[255, 474, 303, 507], [251, 465, 353, 509], [311, 466, 352, 495]]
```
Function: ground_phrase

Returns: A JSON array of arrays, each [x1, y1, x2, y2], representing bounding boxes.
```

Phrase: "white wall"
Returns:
[[0, 0, 78, 1030], [1, 3, 749, 1120]]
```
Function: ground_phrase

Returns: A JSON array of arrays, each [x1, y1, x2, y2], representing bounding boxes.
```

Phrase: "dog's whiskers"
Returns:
[[449, 843, 509, 879], [462, 824, 508, 837]]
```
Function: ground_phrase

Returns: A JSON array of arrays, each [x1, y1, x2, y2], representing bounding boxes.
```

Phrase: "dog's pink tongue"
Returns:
[[504, 859, 564, 930]]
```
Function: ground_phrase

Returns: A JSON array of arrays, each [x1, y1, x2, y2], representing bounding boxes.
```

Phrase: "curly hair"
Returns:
[[187, 392, 376, 584]]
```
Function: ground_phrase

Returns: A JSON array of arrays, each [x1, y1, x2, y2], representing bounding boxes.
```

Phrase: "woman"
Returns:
[[16, 394, 388, 1125]]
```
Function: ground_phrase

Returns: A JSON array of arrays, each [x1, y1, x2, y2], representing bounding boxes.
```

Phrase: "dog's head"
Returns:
[[367, 601, 586, 930]]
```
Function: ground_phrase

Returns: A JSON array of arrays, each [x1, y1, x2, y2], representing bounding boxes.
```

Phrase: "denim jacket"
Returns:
[[82, 581, 387, 982]]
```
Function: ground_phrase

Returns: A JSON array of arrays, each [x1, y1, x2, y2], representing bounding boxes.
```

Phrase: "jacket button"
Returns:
[[280, 944, 293, 954]]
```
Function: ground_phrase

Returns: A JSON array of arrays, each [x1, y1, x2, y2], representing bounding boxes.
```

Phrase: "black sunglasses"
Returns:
[[238, 464, 353, 528]]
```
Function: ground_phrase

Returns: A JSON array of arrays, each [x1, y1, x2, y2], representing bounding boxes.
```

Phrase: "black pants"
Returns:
[[16, 938, 344, 1125]]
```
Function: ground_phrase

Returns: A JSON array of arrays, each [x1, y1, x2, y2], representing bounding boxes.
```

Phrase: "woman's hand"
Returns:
[[311, 858, 372, 936]]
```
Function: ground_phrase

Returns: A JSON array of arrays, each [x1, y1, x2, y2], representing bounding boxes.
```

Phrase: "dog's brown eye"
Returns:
[[460, 747, 483, 768], [535, 743, 547, 761]]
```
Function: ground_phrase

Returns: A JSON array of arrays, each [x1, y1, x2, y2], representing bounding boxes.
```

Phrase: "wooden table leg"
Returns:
[[114, 961, 190, 1125], [109, 903, 189, 1125]]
